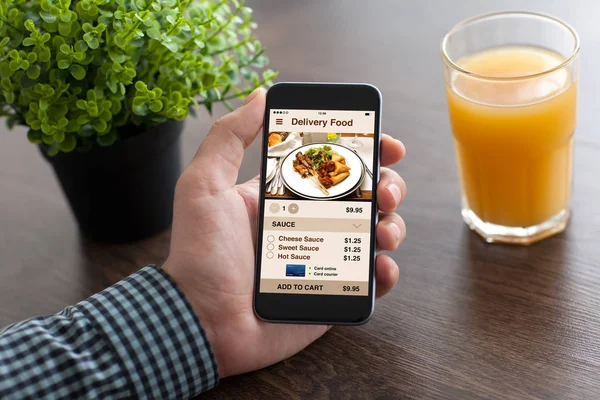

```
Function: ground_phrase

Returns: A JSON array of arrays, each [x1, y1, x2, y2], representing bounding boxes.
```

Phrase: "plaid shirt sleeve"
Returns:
[[0, 265, 219, 399]]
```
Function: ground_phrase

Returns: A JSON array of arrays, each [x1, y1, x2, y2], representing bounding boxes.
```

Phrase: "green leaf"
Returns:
[[202, 74, 216, 87], [111, 99, 123, 114], [97, 131, 117, 147], [40, 11, 57, 23], [106, 79, 118, 93], [114, 34, 128, 49], [1, 78, 11, 91], [147, 27, 160, 40], [49, 68, 68, 82], [58, 21, 72, 36], [38, 47, 51, 62], [75, 40, 88, 53], [93, 87, 104, 100], [85, 36, 100, 49], [79, 125, 95, 137], [66, 119, 80, 132], [58, 134, 77, 152], [149, 100, 163, 112], [71, 64, 86, 80], [242, 68, 253, 80], [161, 40, 179, 52], [204, 101, 213, 114], [18, 73, 35, 89], [25, 19, 36, 32], [9, 60, 20, 72], [98, 10, 113, 25], [108, 50, 127, 64], [263, 69, 277, 81], [93, 119, 107, 132], [53, 131, 65, 143], [0, 63, 12, 79], [41, 129, 54, 141], [30, 120, 42, 130], [171, 91, 182, 102], [60, 11, 73, 23], [27, 65, 41, 79], [27, 130, 43, 144], [58, 60, 71, 69], [132, 103, 148, 116], [4, 91, 15, 104], [46, 143, 60, 156], [135, 81, 147, 91]]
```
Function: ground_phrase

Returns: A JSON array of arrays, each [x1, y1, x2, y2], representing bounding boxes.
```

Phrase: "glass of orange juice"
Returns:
[[441, 11, 580, 245]]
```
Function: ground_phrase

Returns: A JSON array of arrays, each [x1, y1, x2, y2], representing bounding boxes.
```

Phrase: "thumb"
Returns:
[[190, 88, 266, 193]]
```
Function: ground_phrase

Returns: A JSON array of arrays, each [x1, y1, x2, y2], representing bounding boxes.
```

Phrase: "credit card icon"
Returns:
[[286, 264, 306, 277]]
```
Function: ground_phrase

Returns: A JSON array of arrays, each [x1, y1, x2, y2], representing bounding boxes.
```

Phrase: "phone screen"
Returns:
[[258, 108, 377, 297]]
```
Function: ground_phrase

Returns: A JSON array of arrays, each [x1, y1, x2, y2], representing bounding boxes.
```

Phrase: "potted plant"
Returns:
[[0, 0, 275, 242]]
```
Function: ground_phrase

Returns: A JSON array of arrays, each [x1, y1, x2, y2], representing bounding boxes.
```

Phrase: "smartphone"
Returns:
[[253, 82, 382, 325]]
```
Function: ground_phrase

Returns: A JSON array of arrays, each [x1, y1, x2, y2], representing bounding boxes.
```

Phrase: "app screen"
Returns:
[[259, 109, 376, 296]]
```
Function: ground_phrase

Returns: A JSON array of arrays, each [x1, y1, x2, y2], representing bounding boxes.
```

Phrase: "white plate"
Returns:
[[281, 144, 364, 200], [265, 158, 277, 183]]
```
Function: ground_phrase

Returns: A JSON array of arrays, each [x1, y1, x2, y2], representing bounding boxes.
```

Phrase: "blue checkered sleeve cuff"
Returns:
[[0, 265, 219, 399]]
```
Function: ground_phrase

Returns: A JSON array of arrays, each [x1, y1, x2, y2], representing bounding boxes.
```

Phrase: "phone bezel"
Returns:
[[253, 82, 382, 325]]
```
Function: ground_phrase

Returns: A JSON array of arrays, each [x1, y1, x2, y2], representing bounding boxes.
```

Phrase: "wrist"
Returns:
[[162, 259, 227, 378]]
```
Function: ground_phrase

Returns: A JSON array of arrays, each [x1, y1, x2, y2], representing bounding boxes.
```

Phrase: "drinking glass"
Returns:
[[441, 12, 580, 244], [348, 133, 363, 149]]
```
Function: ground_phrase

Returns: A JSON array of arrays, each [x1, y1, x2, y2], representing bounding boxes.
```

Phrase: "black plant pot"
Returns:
[[41, 120, 184, 243]]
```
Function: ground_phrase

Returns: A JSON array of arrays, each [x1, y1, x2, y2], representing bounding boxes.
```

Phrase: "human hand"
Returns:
[[164, 88, 407, 378]]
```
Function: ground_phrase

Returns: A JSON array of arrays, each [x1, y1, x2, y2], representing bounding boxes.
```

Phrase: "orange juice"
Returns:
[[446, 46, 577, 228]]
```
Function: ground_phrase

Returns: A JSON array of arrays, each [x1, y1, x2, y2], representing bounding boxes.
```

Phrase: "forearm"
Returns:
[[0, 266, 218, 399]]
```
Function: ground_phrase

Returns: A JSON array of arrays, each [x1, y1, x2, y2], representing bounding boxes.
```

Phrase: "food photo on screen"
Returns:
[[265, 131, 375, 202]]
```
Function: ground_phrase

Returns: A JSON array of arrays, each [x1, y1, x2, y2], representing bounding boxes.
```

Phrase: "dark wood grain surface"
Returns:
[[2, 1, 600, 399]]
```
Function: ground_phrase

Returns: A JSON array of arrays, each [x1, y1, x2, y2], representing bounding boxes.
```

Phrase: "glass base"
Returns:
[[462, 208, 570, 245], [347, 139, 363, 149]]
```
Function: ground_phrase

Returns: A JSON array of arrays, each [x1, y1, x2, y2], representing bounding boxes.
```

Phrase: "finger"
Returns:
[[377, 168, 407, 213], [189, 88, 266, 193], [380, 134, 406, 167], [243, 175, 260, 185], [376, 212, 406, 251], [375, 254, 400, 298]]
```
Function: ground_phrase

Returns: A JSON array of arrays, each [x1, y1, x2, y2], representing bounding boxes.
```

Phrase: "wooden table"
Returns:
[[2, 1, 600, 399]]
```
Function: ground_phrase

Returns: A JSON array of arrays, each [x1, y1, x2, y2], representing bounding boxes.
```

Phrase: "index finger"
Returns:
[[380, 134, 406, 167]]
